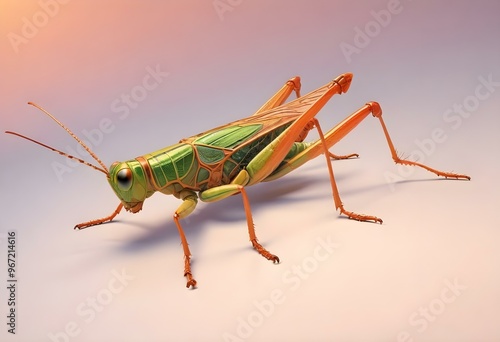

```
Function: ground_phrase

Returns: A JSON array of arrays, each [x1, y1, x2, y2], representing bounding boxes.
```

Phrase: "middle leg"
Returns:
[[199, 181, 279, 263]]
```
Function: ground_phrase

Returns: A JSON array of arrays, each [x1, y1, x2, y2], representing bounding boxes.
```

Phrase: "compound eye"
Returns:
[[116, 168, 132, 191]]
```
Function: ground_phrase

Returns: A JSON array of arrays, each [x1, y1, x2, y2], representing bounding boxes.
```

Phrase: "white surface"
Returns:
[[1, 1, 500, 341]]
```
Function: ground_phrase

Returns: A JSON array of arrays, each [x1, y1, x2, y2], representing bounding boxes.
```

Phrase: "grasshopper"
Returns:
[[6, 73, 470, 288]]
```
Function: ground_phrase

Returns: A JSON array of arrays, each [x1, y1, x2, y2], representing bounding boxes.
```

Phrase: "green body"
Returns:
[[106, 77, 348, 215], [108, 111, 310, 212]]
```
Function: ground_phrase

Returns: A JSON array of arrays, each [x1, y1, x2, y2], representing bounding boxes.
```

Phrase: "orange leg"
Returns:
[[171, 190, 199, 288], [239, 186, 280, 263], [246, 73, 353, 186], [252, 76, 301, 115], [74, 203, 124, 230], [298, 120, 359, 158], [314, 118, 383, 223], [199, 183, 279, 263], [329, 152, 359, 160], [373, 103, 470, 179], [266, 102, 470, 222], [173, 214, 197, 288]]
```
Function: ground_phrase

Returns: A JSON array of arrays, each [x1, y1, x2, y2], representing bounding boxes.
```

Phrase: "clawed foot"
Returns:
[[184, 256, 197, 289], [340, 208, 383, 224], [329, 152, 359, 160], [266, 253, 280, 264], [251, 240, 280, 263], [74, 221, 104, 230], [185, 273, 197, 289], [442, 173, 471, 180]]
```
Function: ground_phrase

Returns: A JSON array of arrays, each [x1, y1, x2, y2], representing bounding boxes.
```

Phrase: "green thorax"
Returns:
[[142, 122, 291, 192]]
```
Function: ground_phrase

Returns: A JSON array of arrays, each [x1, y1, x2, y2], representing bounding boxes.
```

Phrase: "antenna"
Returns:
[[5, 102, 109, 175], [5, 131, 108, 175]]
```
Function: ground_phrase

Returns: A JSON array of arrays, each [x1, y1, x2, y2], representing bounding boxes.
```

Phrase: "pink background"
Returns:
[[1, 1, 499, 341]]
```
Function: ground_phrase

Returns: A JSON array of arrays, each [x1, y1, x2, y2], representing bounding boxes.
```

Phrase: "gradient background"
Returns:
[[1, 1, 500, 341]]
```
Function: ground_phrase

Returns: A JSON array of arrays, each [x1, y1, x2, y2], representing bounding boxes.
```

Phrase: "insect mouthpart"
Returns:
[[124, 201, 143, 213]]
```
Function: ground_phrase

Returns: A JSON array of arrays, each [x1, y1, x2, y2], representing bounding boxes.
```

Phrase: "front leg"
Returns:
[[172, 190, 199, 288], [74, 203, 124, 230]]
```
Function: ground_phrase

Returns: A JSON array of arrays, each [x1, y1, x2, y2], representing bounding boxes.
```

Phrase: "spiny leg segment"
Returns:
[[173, 213, 197, 288], [329, 151, 359, 160], [369, 102, 469, 179], [173, 190, 199, 288], [313, 118, 383, 223], [199, 182, 279, 264], [239, 186, 280, 263], [74, 203, 124, 230], [265, 102, 470, 222]]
